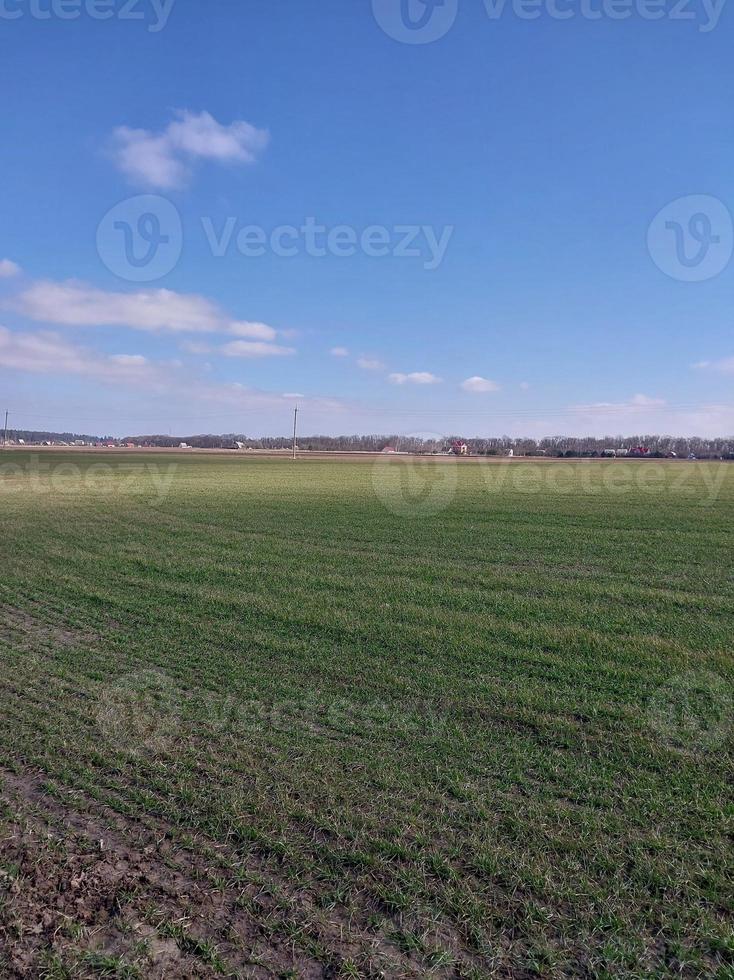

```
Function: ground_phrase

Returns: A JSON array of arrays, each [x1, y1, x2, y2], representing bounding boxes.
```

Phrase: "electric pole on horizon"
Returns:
[[2, 410, 8, 448], [292, 405, 298, 460]]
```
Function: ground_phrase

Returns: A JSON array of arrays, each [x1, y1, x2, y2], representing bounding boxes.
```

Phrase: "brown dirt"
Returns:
[[0, 605, 100, 655], [0, 768, 333, 978], [0, 767, 440, 979]]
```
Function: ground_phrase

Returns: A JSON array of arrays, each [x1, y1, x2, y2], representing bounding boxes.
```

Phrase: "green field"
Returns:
[[1, 452, 732, 978]]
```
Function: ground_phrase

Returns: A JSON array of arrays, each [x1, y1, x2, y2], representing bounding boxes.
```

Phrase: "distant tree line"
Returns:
[[8, 430, 734, 459], [7, 429, 113, 444], [125, 432, 734, 458]]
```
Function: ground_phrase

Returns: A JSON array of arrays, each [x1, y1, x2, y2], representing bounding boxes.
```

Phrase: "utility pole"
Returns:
[[2, 410, 7, 448], [292, 405, 298, 460]]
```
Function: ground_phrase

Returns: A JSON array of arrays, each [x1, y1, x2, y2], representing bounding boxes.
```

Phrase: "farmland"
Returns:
[[0, 452, 732, 978]]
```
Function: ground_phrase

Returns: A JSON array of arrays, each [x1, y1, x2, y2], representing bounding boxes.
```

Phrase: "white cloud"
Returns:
[[221, 340, 295, 358], [519, 381, 530, 391], [282, 392, 304, 399], [357, 356, 385, 371], [567, 396, 734, 439], [0, 259, 21, 279], [0, 326, 160, 385], [15, 281, 222, 333], [0, 326, 346, 424], [577, 394, 667, 413], [180, 340, 213, 355], [330, 346, 349, 357], [0, 326, 343, 430], [694, 357, 734, 376], [460, 376, 500, 393], [568, 394, 673, 436], [14, 281, 283, 343], [109, 354, 149, 367], [109, 110, 269, 189], [229, 321, 277, 341], [389, 372, 442, 385], [629, 393, 666, 407]]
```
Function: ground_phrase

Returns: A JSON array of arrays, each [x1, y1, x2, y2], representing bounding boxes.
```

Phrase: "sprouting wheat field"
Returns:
[[1, 452, 732, 978]]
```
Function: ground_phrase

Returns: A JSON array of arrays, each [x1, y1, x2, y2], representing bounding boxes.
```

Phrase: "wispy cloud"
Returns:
[[0, 259, 21, 279], [229, 321, 276, 340], [460, 376, 500, 393], [583, 393, 667, 410], [330, 346, 349, 357], [180, 340, 213, 355], [357, 356, 385, 371], [389, 371, 442, 385], [109, 110, 269, 190], [0, 326, 162, 385], [221, 340, 295, 358], [693, 357, 734, 376], [629, 393, 666, 407], [567, 396, 734, 439], [13, 281, 283, 342], [0, 326, 341, 419]]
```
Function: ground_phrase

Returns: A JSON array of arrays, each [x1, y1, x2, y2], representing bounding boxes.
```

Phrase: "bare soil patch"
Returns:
[[0, 768, 436, 978]]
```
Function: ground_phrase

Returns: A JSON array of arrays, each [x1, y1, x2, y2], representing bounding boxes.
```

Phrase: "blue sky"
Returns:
[[1, 0, 732, 437]]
